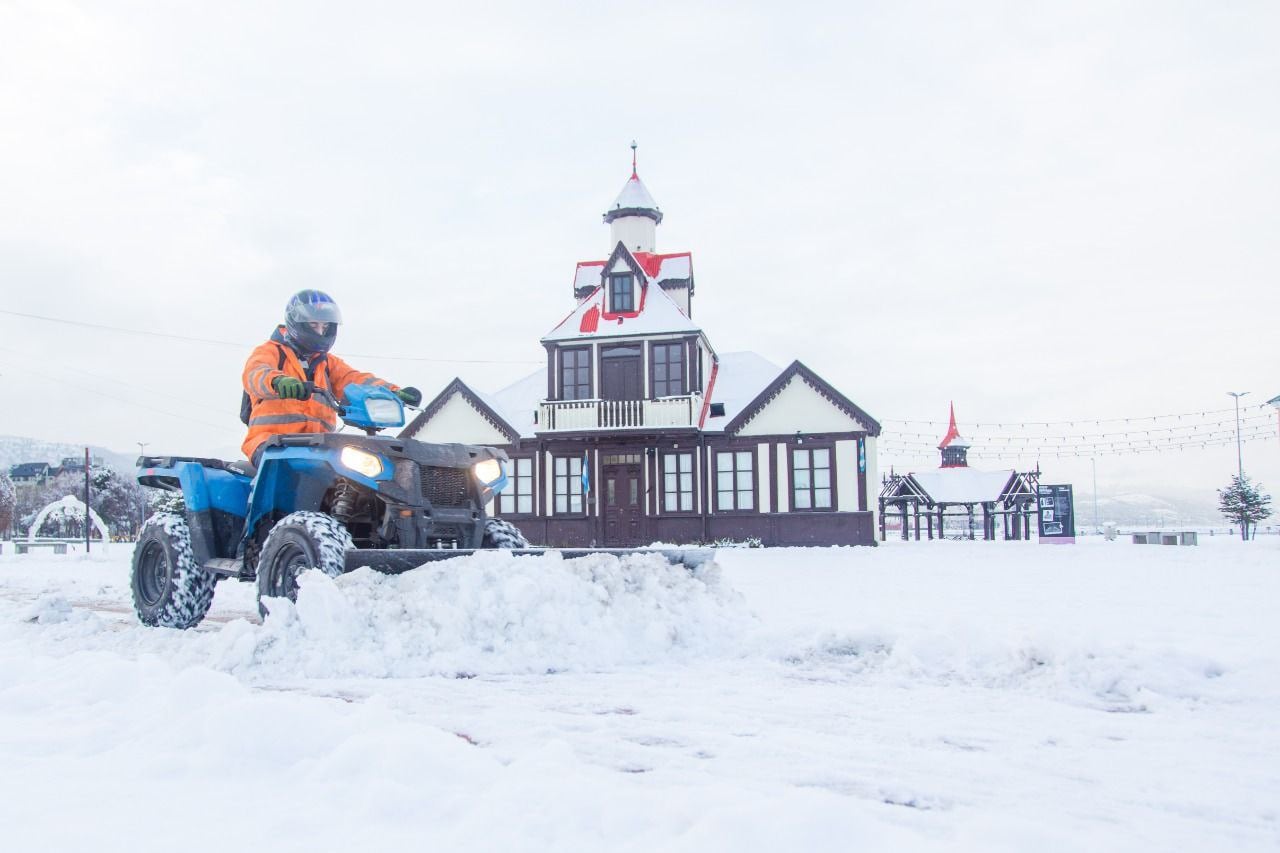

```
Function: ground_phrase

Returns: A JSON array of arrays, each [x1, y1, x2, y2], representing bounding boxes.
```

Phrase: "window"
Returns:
[[498, 457, 534, 515], [560, 347, 591, 400], [792, 447, 832, 510], [663, 452, 694, 512], [553, 456, 584, 514], [652, 342, 685, 397], [715, 451, 754, 511], [609, 273, 634, 312]]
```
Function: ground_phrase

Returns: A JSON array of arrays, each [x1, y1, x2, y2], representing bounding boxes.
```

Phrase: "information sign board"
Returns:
[[1037, 484, 1076, 544]]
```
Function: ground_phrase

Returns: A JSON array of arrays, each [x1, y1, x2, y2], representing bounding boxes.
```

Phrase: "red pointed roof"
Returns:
[[938, 402, 970, 449]]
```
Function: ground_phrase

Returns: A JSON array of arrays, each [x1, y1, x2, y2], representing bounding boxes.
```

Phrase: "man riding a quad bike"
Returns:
[[241, 289, 422, 464], [128, 291, 710, 630]]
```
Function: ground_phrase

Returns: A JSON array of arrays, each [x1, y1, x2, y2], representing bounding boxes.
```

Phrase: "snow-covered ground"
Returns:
[[1, 538, 1276, 852]]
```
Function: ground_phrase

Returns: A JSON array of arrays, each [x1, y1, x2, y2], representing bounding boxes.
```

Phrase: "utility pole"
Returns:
[[1227, 392, 1249, 482], [136, 443, 149, 537], [84, 446, 91, 554]]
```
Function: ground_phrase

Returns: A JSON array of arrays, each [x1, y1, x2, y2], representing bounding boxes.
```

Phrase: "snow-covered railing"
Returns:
[[539, 394, 703, 431]]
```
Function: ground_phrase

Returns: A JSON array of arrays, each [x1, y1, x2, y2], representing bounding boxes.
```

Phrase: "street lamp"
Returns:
[[1090, 456, 1100, 534], [1227, 392, 1249, 482]]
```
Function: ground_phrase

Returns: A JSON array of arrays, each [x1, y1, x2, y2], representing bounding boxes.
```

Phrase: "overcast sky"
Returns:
[[1, 0, 1276, 505]]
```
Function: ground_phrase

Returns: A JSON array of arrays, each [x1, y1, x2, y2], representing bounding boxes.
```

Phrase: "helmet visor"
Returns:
[[286, 291, 343, 326]]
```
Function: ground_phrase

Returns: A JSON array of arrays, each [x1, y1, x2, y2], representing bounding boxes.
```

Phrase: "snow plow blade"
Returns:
[[345, 548, 716, 575]]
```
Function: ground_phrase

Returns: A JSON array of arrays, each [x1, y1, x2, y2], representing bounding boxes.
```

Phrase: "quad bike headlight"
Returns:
[[363, 397, 403, 426], [472, 458, 504, 487], [340, 446, 383, 478]]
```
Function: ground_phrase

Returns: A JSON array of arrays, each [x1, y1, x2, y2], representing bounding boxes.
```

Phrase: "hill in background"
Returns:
[[1, 435, 136, 476]]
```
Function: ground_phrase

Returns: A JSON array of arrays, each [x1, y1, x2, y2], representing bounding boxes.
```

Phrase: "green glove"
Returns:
[[272, 376, 307, 399], [395, 386, 422, 407]]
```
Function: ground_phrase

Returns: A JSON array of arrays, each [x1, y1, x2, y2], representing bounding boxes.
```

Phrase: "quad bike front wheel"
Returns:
[[256, 511, 355, 616], [131, 512, 218, 629], [482, 517, 529, 549]]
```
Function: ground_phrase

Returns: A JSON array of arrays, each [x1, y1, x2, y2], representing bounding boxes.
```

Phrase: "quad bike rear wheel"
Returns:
[[256, 511, 354, 616], [131, 512, 218, 629]]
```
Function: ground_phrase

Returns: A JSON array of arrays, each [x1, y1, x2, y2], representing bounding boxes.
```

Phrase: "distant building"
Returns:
[[403, 149, 881, 547], [878, 404, 1039, 541], [49, 456, 102, 477], [8, 462, 51, 487], [8, 455, 102, 487]]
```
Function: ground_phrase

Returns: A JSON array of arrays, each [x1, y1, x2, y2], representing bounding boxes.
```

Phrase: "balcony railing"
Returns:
[[538, 394, 703, 431]]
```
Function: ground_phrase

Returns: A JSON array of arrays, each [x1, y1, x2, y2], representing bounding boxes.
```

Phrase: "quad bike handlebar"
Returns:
[[303, 382, 345, 414]]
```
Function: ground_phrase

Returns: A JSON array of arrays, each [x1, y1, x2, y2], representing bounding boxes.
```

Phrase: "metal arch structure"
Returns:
[[27, 495, 110, 553]]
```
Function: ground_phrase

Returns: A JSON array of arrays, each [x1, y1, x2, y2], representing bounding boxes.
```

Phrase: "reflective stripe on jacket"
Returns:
[[240, 326, 398, 460]]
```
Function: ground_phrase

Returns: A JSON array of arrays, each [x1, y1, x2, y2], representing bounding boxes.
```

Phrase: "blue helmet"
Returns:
[[284, 289, 342, 355]]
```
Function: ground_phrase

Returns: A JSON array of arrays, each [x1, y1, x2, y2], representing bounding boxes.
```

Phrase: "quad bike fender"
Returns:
[[136, 458, 251, 564]]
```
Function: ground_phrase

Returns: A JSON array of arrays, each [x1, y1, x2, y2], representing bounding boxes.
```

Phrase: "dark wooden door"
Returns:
[[600, 347, 642, 401], [603, 464, 644, 546]]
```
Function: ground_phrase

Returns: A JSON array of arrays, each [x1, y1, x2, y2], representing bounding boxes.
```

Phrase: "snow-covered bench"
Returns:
[[14, 541, 70, 555], [1131, 531, 1197, 546]]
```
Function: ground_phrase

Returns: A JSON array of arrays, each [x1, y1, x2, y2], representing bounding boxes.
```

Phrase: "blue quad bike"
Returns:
[[131, 383, 711, 628]]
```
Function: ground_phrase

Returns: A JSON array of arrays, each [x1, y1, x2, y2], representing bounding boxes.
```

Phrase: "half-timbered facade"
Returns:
[[403, 152, 881, 547]]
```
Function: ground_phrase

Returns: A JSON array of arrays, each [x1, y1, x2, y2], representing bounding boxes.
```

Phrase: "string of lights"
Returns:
[[881, 403, 1272, 428], [879, 427, 1277, 450], [886, 413, 1273, 441], [879, 430, 1277, 459]]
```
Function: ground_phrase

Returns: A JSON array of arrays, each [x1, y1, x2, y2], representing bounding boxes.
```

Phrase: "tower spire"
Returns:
[[938, 401, 971, 468], [603, 142, 662, 253]]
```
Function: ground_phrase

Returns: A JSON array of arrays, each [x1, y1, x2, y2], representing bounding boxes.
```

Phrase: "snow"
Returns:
[[2, 538, 1278, 851], [654, 253, 691, 281], [573, 261, 605, 291], [703, 351, 785, 428], [609, 174, 659, 213], [479, 369, 544, 439], [908, 468, 1017, 504]]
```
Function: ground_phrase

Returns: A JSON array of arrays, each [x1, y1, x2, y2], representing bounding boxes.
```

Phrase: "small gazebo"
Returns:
[[879, 405, 1040, 541]]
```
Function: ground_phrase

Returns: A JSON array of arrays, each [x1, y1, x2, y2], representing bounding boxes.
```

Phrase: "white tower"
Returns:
[[603, 142, 662, 254]]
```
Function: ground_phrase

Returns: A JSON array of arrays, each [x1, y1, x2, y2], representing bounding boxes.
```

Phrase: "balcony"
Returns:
[[538, 394, 703, 431]]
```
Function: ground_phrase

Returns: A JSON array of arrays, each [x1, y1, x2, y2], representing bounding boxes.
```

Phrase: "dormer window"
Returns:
[[609, 273, 634, 312]]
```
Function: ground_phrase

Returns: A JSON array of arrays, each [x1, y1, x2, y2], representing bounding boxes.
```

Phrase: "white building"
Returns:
[[404, 152, 881, 547]]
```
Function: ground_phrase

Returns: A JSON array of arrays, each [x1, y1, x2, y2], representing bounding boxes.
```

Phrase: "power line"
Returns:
[[0, 358, 239, 436], [0, 345, 236, 419], [0, 308, 543, 366]]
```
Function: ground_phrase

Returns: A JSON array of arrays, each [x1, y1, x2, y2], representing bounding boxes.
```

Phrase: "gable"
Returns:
[[544, 267, 701, 342], [733, 375, 867, 436], [725, 360, 880, 437], [405, 392, 511, 445]]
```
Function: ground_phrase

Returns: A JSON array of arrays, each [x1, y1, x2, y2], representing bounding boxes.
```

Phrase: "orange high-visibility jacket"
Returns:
[[241, 326, 399, 460]]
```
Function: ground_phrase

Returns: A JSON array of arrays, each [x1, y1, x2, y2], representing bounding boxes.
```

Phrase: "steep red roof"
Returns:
[[938, 402, 968, 449], [633, 251, 690, 279]]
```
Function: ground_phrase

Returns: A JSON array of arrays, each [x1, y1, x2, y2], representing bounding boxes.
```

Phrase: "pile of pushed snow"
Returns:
[[211, 550, 758, 677]]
